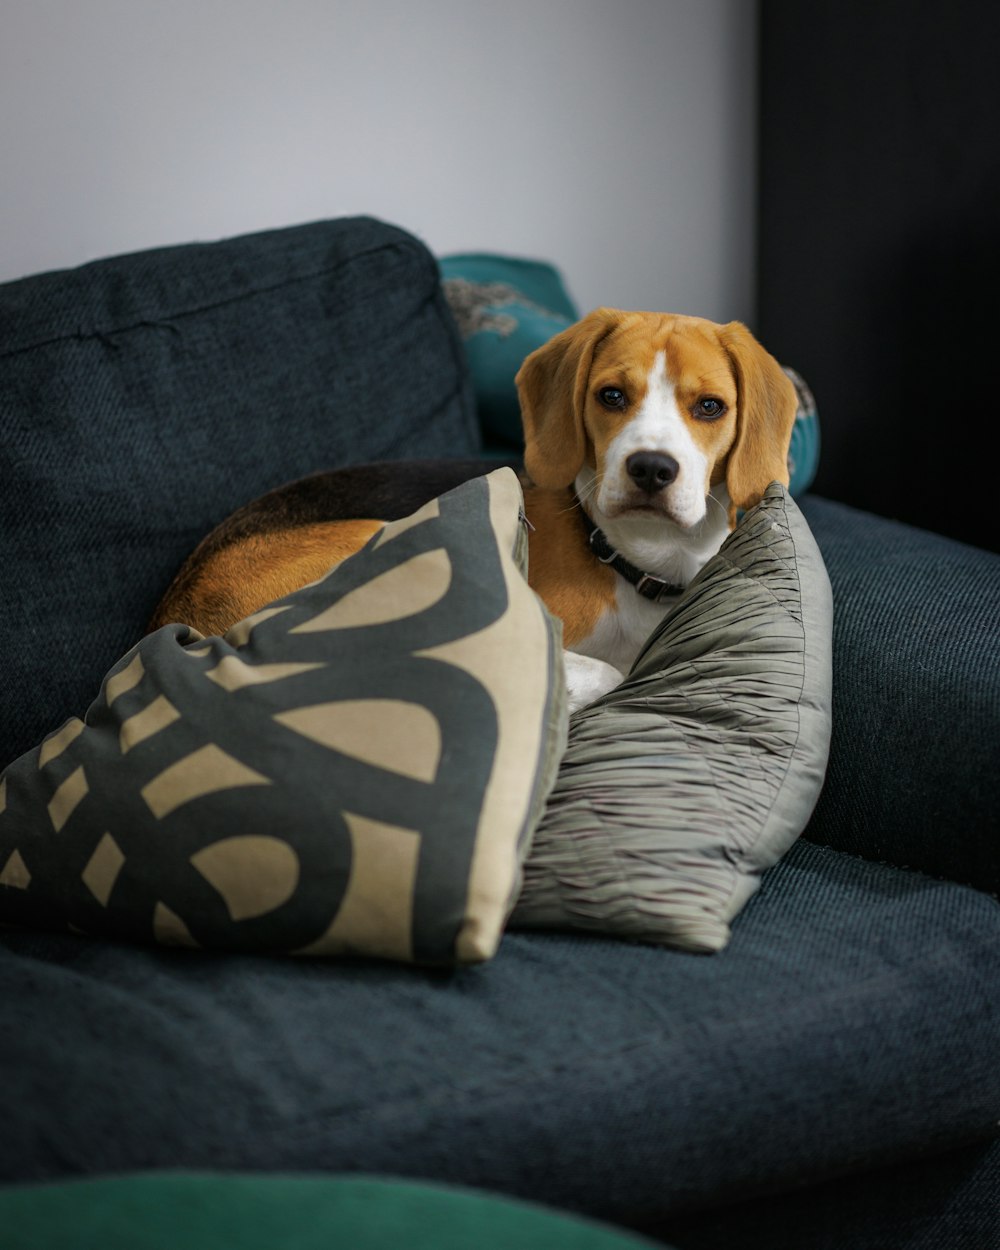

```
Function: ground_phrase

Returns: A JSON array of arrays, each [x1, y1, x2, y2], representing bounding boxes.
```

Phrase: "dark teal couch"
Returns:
[[1, 216, 997, 1249]]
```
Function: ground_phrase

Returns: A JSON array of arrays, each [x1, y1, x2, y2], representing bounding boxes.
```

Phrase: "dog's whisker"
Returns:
[[558, 472, 602, 517]]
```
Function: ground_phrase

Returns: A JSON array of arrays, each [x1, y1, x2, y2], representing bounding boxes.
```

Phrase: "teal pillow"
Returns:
[[784, 366, 821, 496], [0, 470, 566, 966], [511, 483, 833, 953], [439, 253, 580, 450]]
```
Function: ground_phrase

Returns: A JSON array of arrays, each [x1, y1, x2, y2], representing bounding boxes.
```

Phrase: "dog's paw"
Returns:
[[562, 651, 624, 714]]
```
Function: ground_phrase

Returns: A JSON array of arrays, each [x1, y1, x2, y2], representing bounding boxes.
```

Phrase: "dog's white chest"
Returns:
[[575, 581, 675, 676]]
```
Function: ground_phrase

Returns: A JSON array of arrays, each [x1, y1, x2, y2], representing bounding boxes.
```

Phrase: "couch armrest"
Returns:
[[799, 496, 999, 894]]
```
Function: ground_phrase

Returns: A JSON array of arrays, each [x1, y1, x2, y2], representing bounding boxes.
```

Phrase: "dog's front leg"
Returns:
[[562, 651, 624, 715]]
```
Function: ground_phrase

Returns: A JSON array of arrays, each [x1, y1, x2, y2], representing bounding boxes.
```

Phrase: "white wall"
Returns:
[[0, 0, 758, 322]]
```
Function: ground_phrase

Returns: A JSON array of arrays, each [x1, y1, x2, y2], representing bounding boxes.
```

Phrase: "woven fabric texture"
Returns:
[[0, 216, 479, 770], [1, 838, 996, 1224], [799, 495, 1000, 894]]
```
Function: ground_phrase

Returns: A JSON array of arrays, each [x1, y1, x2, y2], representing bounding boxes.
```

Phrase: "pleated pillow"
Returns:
[[511, 483, 833, 953]]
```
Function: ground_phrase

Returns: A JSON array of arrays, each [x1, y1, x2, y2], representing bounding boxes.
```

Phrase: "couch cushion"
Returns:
[[658, 1136, 1000, 1250], [0, 470, 564, 965], [0, 839, 997, 1228], [510, 483, 832, 952], [799, 496, 1000, 894], [0, 216, 479, 770]]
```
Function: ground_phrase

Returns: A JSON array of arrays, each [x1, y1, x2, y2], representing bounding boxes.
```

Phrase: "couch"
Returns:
[[1, 215, 997, 1249]]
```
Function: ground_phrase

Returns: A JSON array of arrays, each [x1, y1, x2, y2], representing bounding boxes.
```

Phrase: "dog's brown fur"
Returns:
[[148, 458, 513, 635], [150, 312, 796, 673]]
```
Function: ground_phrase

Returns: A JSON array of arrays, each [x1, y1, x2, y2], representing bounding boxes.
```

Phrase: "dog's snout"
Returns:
[[626, 451, 679, 495]]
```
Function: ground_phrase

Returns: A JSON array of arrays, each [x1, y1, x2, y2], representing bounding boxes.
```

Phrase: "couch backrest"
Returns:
[[0, 216, 479, 767]]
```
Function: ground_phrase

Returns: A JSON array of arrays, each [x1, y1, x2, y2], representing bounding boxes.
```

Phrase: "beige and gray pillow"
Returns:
[[0, 468, 566, 965]]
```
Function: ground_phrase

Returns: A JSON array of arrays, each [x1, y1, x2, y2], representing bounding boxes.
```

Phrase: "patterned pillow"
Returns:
[[439, 253, 579, 451], [510, 484, 833, 953], [784, 366, 821, 496], [0, 469, 566, 966]]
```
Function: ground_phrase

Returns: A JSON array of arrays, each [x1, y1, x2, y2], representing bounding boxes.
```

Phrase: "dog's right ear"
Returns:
[[516, 308, 621, 489]]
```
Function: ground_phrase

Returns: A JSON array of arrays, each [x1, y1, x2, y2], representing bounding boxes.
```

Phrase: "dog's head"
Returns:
[[516, 308, 797, 529]]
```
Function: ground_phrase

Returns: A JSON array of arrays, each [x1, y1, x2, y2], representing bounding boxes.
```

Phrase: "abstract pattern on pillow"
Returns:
[[0, 469, 566, 966]]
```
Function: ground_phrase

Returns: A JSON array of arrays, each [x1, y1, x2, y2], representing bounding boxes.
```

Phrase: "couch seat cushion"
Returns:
[[1, 840, 997, 1228]]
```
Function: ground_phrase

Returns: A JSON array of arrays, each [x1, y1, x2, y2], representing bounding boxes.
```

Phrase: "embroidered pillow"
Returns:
[[440, 253, 579, 451]]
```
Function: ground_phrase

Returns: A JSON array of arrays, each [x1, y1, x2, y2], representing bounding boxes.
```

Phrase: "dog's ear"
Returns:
[[516, 308, 620, 489], [719, 322, 798, 524]]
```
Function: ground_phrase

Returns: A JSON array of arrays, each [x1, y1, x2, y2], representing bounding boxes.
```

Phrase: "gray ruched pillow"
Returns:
[[511, 483, 833, 953]]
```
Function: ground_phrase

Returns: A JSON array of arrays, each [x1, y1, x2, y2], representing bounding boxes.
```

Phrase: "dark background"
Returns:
[[757, 0, 1000, 553]]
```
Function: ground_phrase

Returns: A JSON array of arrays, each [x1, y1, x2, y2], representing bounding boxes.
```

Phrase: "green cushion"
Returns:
[[0, 470, 566, 965], [0, 1172, 668, 1250], [439, 253, 580, 450], [510, 483, 833, 953], [784, 366, 821, 496]]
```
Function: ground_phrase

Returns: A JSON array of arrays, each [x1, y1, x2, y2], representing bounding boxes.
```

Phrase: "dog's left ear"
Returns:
[[516, 308, 621, 489], [719, 322, 798, 525]]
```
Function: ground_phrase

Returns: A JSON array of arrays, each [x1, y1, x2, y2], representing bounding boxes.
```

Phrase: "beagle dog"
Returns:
[[515, 307, 798, 708], [150, 308, 797, 713]]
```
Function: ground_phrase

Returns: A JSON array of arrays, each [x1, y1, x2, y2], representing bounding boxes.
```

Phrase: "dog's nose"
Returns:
[[626, 451, 679, 495]]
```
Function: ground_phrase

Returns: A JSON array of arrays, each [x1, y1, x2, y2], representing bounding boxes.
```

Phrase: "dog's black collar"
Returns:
[[576, 500, 685, 602]]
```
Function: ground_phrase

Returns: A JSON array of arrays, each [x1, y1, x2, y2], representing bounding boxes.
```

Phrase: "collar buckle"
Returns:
[[634, 573, 675, 601], [588, 528, 619, 564]]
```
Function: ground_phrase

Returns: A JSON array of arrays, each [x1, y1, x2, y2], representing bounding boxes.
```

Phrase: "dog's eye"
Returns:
[[694, 397, 726, 419], [598, 387, 626, 410]]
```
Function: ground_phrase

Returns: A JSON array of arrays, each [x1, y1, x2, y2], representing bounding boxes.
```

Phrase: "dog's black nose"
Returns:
[[626, 451, 679, 494]]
